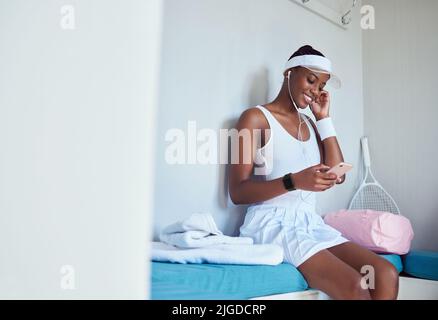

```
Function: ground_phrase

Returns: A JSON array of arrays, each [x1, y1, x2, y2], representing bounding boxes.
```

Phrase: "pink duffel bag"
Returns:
[[324, 209, 414, 255]]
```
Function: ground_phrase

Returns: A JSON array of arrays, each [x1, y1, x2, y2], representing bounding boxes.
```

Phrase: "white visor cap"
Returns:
[[285, 55, 341, 89]]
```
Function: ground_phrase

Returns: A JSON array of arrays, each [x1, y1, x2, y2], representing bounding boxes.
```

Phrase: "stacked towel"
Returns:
[[152, 213, 284, 265], [151, 241, 284, 265], [159, 213, 253, 248]]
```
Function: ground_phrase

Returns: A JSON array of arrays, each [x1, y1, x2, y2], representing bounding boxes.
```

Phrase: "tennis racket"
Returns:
[[348, 137, 401, 214]]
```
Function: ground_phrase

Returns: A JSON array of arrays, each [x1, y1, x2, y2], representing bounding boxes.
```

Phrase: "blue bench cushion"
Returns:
[[151, 262, 307, 300], [151, 254, 402, 300], [382, 254, 403, 273], [403, 250, 438, 281]]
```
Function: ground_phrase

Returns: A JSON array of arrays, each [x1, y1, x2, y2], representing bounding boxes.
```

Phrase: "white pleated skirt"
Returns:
[[239, 205, 349, 267]]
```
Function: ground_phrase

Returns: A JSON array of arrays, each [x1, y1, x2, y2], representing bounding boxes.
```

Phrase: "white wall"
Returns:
[[0, 0, 163, 298], [363, 0, 438, 251], [153, 0, 365, 237]]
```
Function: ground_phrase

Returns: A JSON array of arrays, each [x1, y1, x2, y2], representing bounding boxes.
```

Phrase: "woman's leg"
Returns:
[[327, 241, 399, 300], [297, 249, 372, 300]]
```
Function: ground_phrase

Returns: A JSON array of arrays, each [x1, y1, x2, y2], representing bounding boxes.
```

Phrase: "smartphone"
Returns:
[[326, 162, 353, 177]]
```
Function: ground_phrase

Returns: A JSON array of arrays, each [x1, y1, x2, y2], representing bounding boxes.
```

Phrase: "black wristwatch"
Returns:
[[282, 173, 296, 191]]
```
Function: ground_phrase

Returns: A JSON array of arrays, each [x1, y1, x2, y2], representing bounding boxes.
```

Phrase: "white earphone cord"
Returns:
[[286, 71, 319, 211]]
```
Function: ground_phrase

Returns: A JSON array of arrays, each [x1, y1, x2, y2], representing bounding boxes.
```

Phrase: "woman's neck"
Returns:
[[267, 81, 298, 116]]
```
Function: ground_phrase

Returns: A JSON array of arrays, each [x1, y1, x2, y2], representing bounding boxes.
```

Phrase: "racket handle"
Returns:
[[361, 136, 371, 167]]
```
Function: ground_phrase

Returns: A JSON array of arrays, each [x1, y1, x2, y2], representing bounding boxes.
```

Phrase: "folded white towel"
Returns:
[[160, 213, 253, 248], [151, 241, 284, 265]]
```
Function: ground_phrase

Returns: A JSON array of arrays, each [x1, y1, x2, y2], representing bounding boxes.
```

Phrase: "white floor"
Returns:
[[251, 276, 438, 300], [397, 276, 438, 300]]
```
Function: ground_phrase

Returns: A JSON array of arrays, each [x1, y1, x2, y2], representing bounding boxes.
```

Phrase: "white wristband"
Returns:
[[316, 117, 337, 141]]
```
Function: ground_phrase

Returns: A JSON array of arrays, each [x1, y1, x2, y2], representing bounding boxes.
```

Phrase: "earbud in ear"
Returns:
[[287, 71, 291, 79]]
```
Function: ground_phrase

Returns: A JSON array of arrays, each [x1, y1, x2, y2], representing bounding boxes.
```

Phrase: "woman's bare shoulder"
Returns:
[[236, 107, 269, 130]]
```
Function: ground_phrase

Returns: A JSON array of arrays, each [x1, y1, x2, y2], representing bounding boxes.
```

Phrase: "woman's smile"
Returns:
[[303, 93, 314, 104]]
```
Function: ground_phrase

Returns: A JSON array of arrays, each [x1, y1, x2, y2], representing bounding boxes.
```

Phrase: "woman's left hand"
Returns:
[[310, 90, 330, 120]]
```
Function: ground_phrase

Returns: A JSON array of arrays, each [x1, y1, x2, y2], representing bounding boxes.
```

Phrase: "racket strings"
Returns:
[[350, 185, 400, 214]]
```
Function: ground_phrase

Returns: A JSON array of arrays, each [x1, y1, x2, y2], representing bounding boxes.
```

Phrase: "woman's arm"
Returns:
[[228, 109, 288, 204], [320, 136, 345, 184], [307, 116, 345, 184], [309, 90, 346, 184]]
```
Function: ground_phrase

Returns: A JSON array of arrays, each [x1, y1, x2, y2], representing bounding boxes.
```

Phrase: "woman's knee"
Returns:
[[373, 261, 399, 300], [343, 274, 372, 300]]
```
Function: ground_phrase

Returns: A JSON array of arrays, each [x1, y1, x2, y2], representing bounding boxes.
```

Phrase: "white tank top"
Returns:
[[250, 105, 321, 211]]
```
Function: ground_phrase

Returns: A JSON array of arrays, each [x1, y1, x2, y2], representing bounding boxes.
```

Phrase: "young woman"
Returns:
[[229, 45, 399, 300]]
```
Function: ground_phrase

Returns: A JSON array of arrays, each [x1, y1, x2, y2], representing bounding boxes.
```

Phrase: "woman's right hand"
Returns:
[[291, 164, 338, 192]]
